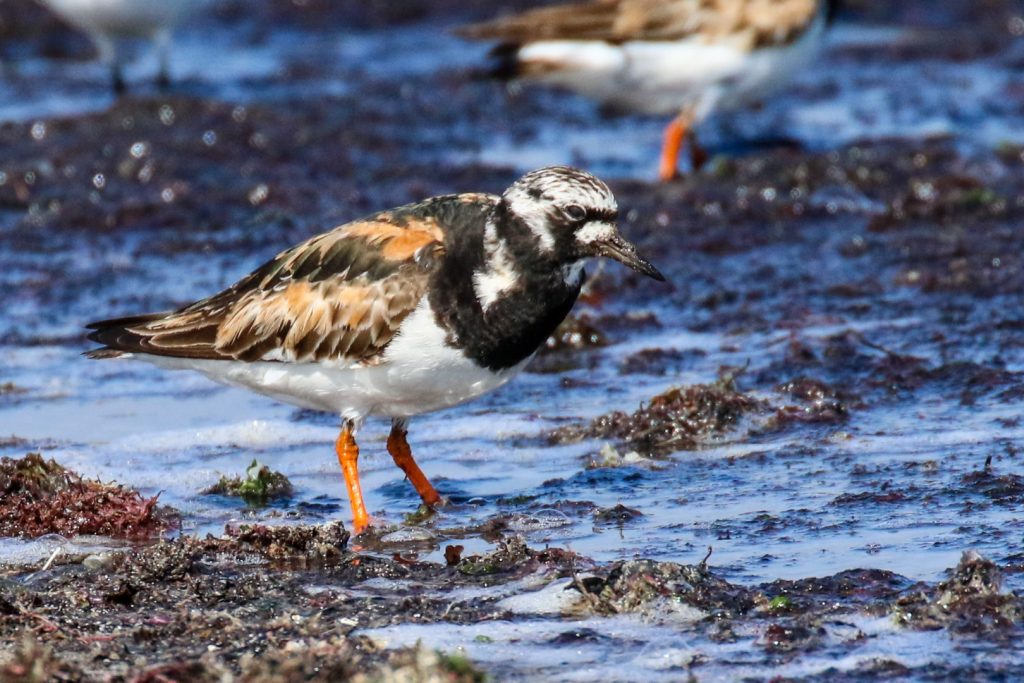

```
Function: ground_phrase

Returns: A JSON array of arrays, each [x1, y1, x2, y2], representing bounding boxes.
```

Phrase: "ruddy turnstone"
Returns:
[[86, 166, 665, 534], [39, 0, 206, 92], [458, 0, 838, 181]]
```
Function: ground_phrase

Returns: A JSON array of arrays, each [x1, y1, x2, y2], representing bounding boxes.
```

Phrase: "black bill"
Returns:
[[598, 233, 666, 282]]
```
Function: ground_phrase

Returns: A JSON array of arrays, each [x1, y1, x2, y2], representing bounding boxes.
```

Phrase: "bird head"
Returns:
[[500, 166, 665, 282]]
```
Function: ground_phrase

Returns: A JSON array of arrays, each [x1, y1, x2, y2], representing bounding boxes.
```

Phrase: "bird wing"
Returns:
[[86, 208, 451, 365], [457, 0, 819, 47]]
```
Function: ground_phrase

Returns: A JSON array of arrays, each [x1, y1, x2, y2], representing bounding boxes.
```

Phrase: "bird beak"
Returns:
[[596, 230, 666, 282]]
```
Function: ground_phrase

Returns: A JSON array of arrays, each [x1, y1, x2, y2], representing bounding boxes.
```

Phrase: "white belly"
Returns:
[[138, 300, 529, 421], [40, 0, 203, 37], [518, 13, 826, 117]]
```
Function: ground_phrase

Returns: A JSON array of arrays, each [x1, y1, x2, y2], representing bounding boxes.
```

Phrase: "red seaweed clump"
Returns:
[[0, 453, 175, 540]]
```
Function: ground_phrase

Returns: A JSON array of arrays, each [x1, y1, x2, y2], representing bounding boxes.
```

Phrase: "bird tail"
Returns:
[[485, 43, 524, 80], [83, 313, 166, 358]]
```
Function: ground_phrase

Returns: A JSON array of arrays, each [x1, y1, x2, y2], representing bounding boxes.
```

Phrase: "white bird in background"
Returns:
[[38, 0, 207, 93], [459, 0, 839, 181]]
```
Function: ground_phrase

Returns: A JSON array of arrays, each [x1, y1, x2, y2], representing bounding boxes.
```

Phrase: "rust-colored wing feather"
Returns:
[[458, 0, 818, 47], [86, 212, 446, 365]]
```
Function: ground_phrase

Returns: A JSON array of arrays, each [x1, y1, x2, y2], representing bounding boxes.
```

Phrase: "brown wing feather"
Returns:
[[87, 214, 445, 365], [457, 0, 819, 47]]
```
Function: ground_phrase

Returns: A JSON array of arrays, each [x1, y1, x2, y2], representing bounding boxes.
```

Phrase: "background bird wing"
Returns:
[[86, 211, 447, 364], [457, 0, 818, 46]]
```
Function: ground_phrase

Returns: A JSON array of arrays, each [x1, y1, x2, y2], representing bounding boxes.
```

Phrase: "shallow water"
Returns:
[[2, 0, 1024, 679], [361, 612, 1021, 682]]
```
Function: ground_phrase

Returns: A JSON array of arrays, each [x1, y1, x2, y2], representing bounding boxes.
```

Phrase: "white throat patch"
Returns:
[[473, 220, 520, 310]]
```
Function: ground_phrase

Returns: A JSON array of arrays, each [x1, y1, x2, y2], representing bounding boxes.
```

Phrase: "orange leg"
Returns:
[[387, 420, 442, 507], [659, 109, 704, 181], [659, 116, 687, 182], [336, 422, 369, 534]]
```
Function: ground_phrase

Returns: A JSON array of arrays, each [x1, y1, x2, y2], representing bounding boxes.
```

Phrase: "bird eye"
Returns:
[[563, 204, 587, 222]]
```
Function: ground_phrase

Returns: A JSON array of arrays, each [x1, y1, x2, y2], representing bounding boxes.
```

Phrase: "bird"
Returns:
[[458, 0, 838, 181], [38, 0, 207, 93], [85, 166, 666, 534]]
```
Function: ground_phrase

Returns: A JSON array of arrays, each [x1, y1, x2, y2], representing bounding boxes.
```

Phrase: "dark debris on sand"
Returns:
[[1, 505, 1021, 681], [529, 313, 609, 373], [770, 376, 851, 425], [0, 634, 485, 683], [0, 526, 564, 681], [548, 366, 863, 457], [0, 453, 176, 540], [550, 371, 765, 455], [894, 551, 1024, 633], [542, 313, 608, 353], [574, 559, 758, 618]]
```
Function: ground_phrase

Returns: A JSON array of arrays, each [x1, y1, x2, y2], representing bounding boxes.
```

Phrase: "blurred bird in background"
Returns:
[[459, 0, 839, 181], [38, 0, 208, 93]]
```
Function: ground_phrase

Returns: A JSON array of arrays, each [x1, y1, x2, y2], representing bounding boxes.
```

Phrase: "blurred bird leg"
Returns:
[[691, 134, 709, 171], [659, 108, 696, 181], [155, 29, 172, 89], [94, 34, 126, 94]]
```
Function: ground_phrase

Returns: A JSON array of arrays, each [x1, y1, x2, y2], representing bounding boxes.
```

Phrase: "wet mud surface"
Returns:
[[2, 519, 1023, 680], [2, 0, 1024, 679]]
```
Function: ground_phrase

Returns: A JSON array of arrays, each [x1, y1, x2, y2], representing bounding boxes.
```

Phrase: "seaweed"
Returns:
[[0, 453, 175, 540], [893, 551, 1023, 633], [551, 373, 763, 455], [202, 459, 294, 505]]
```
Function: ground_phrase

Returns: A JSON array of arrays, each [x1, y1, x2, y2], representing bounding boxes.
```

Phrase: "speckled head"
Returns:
[[501, 166, 665, 281]]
